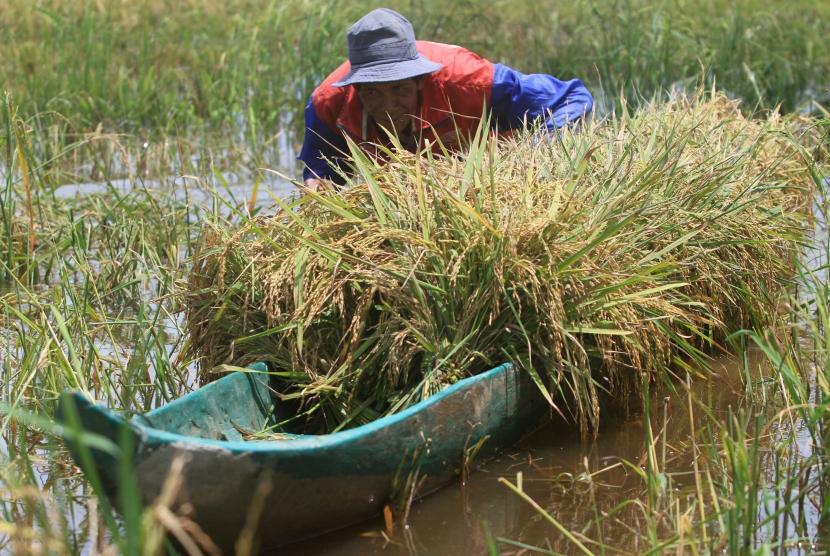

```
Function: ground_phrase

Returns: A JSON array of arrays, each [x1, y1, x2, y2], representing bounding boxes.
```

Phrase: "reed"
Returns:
[[184, 93, 818, 435]]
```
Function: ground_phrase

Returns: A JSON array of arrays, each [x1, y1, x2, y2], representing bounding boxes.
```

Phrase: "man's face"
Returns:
[[356, 78, 422, 133]]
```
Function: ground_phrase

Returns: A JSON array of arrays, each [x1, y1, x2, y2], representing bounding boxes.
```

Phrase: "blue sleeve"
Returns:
[[297, 97, 349, 182], [489, 63, 594, 131]]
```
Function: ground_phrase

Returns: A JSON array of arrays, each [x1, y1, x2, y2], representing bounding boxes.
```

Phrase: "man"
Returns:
[[299, 8, 593, 191]]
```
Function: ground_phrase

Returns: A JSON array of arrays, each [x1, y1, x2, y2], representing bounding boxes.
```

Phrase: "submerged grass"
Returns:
[[495, 377, 817, 553], [184, 93, 821, 435]]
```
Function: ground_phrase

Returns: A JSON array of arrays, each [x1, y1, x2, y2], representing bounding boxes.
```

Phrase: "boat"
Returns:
[[56, 362, 549, 551]]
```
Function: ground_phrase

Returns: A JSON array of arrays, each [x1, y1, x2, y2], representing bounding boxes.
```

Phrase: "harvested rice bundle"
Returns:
[[182, 94, 818, 434]]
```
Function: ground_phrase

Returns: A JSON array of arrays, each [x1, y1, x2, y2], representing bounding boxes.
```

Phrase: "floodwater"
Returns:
[[52, 172, 299, 208]]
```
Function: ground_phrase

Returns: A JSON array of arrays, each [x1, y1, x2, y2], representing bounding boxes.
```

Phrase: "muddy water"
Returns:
[[282, 352, 794, 555], [283, 186, 829, 555]]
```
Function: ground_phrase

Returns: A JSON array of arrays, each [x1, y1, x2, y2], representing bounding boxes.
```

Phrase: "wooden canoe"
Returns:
[[56, 362, 548, 551]]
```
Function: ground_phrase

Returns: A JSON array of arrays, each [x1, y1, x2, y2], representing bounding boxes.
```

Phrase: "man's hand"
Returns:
[[303, 178, 335, 192]]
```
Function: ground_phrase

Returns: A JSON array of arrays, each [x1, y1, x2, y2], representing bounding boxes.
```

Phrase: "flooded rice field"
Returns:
[[12, 338, 817, 554], [53, 173, 298, 211], [2, 0, 829, 550], [2, 170, 827, 553]]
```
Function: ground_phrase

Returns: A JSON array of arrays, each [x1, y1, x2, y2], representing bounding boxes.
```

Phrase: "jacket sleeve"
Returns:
[[297, 96, 349, 182], [489, 63, 593, 132]]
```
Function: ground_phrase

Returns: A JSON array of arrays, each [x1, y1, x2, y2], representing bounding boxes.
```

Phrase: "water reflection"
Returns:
[[52, 172, 298, 210]]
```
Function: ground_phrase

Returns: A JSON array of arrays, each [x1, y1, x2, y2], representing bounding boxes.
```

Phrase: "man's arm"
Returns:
[[297, 96, 349, 184], [489, 63, 594, 132]]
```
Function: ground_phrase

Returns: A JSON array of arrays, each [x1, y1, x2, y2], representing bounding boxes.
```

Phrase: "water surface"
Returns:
[[287, 351, 806, 555]]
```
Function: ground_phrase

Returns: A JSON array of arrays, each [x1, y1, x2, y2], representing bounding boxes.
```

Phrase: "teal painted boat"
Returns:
[[56, 362, 548, 551]]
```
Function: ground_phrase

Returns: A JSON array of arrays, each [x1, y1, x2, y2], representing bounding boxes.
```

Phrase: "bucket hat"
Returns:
[[332, 8, 442, 87]]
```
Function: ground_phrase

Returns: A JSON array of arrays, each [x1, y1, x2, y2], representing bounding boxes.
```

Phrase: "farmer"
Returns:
[[299, 8, 593, 191]]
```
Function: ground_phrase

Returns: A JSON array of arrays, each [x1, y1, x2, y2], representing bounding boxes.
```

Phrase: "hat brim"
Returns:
[[332, 55, 442, 87]]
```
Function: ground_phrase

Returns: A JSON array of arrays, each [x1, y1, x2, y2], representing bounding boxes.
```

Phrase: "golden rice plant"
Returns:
[[182, 93, 820, 434]]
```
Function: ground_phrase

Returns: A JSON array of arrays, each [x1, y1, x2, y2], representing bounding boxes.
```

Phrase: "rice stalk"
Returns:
[[183, 93, 820, 435]]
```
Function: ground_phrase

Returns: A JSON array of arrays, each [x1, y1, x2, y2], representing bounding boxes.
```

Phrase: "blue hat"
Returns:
[[332, 9, 442, 87]]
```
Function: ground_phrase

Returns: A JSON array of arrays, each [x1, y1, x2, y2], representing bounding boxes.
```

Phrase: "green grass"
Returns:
[[1, 0, 829, 180], [520, 0, 830, 113]]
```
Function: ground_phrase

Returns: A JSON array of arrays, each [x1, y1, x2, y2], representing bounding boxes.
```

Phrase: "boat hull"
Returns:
[[57, 363, 548, 551]]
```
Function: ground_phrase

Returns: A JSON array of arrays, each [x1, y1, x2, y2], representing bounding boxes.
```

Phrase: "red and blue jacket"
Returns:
[[299, 41, 593, 182]]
